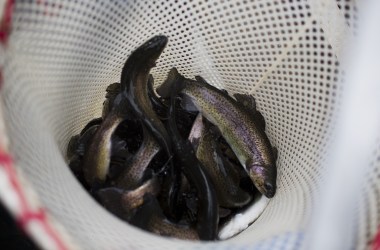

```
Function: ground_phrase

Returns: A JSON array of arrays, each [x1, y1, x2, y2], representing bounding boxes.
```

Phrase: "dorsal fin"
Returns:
[[221, 89, 229, 95], [233, 93, 267, 131], [195, 75, 208, 85], [157, 67, 185, 98], [233, 93, 256, 113]]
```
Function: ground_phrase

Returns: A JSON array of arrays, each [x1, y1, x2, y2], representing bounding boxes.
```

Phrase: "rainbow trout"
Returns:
[[120, 35, 172, 161], [120, 36, 179, 217], [115, 126, 160, 190], [83, 94, 128, 187], [130, 194, 199, 241], [196, 119, 252, 208], [157, 68, 277, 198], [84, 36, 171, 187], [147, 74, 168, 118], [102, 82, 121, 119], [166, 85, 218, 241], [97, 177, 160, 221]]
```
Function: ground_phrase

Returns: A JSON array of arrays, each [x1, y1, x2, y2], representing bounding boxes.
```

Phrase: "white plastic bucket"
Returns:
[[1, 1, 379, 249]]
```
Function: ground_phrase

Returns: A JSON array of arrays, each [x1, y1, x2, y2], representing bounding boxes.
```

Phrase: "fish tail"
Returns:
[[156, 67, 185, 98]]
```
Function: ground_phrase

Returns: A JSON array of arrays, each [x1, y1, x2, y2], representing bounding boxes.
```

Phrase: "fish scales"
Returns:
[[183, 82, 273, 168], [157, 68, 277, 198]]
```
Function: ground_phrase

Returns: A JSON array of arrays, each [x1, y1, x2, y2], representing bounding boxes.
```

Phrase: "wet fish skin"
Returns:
[[108, 135, 131, 180], [158, 68, 277, 198], [188, 114, 252, 207], [196, 121, 252, 208], [68, 124, 100, 171], [96, 187, 127, 220], [130, 194, 199, 241], [67, 134, 80, 160], [116, 126, 160, 190], [67, 125, 100, 189], [120, 35, 172, 162], [166, 86, 219, 241], [102, 82, 121, 119], [83, 111, 125, 187], [119, 36, 179, 217], [147, 74, 168, 119], [121, 177, 161, 211], [233, 93, 266, 131], [79, 117, 103, 136], [113, 119, 144, 154], [83, 75, 134, 186], [78, 125, 100, 153], [96, 177, 160, 221]]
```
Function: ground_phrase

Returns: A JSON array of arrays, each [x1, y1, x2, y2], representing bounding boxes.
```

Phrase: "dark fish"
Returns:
[[147, 74, 168, 118], [108, 135, 131, 180], [115, 126, 160, 190], [130, 194, 199, 241], [67, 125, 100, 167], [102, 82, 121, 119], [121, 177, 161, 212], [79, 117, 103, 136], [83, 93, 130, 187], [196, 120, 252, 208], [119, 36, 179, 216], [113, 119, 144, 154], [157, 68, 277, 198], [97, 187, 127, 220], [166, 84, 218, 241], [97, 177, 160, 221], [76, 125, 100, 157], [120, 35, 172, 162], [188, 113, 252, 207], [67, 134, 80, 160], [68, 125, 100, 188]]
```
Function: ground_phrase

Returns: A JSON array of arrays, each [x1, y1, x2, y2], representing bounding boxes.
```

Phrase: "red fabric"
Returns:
[[0, 2, 70, 249], [0, 152, 69, 250], [0, 0, 14, 45], [372, 228, 380, 250]]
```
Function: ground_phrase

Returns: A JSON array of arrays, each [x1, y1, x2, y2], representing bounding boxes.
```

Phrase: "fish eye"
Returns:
[[264, 182, 273, 192], [264, 182, 276, 198]]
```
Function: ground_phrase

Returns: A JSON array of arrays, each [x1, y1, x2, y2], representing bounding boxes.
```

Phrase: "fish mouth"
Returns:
[[121, 36, 169, 80], [264, 182, 276, 198], [139, 35, 168, 60], [143, 35, 168, 50], [248, 166, 276, 198]]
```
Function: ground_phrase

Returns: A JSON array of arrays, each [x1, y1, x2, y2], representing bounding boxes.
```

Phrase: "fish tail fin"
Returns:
[[156, 67, 185, 98]]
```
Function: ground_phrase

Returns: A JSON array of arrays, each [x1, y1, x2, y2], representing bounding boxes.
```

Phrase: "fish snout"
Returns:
[[248, 164, 277, 198], [264, 181, 276, 198], [143, 35, 168, 53]]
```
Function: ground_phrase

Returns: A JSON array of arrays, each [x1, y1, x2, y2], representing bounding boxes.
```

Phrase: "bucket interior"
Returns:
[[3, 1, 379, 249]]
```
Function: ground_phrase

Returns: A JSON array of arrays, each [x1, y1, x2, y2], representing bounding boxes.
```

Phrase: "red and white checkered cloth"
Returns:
[[0, 1, 76, 249]]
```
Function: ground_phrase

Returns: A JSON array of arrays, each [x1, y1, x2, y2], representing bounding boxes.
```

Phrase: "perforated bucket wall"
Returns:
[[2, 1, 379, 249]]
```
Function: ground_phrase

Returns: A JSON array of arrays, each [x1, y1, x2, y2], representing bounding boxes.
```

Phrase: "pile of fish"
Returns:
[[66, 36, 278, 241]]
